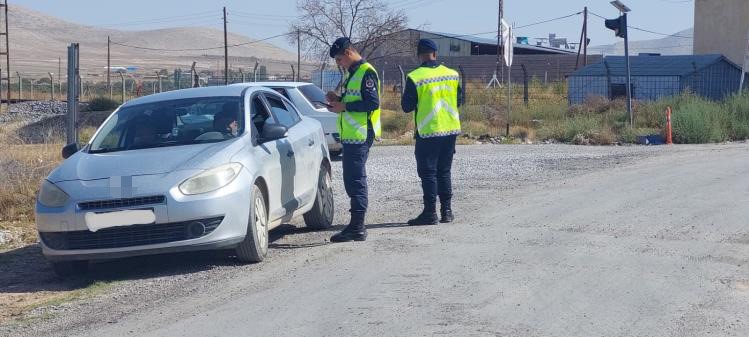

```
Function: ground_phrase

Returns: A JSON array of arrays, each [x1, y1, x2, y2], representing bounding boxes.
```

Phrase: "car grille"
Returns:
[[78, 195, 166, 211], [40, 217, 224, 250]]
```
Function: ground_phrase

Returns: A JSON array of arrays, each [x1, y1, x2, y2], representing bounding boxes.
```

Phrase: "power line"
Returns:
[[110, 32, 294, 52], [514, 12, 582, 30], [97, 11, 218, 27]]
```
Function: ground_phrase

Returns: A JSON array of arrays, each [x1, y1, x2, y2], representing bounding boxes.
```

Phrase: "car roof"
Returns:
[[231, 81, 315, 88], [122, 85, 275, 107]]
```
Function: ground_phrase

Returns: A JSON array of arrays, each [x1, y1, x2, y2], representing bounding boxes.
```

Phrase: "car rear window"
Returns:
[[298, 84, 327, 108]]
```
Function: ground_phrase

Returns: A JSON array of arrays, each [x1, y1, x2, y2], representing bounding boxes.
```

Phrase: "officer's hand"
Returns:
[[326, 91, 340, 103], [329, 101, 345, 113]]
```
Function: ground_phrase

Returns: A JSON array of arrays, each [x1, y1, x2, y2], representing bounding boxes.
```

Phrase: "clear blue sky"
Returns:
[[15, 0, 694, 51]]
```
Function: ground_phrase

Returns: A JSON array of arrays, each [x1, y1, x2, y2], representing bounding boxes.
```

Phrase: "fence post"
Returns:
[[120, 72, 125, 103], [16, 72, 21, 100], [290, 64, 296, 82], [30, 80, 34, 100], [49, 72, 54, 101], [66, 43, 80, 145], [397, 65, 405, 94], [521, 64, 529, 106], [253, 62, 259, 82]]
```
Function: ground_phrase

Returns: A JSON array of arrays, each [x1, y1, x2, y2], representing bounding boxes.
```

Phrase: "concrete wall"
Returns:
[[694, 0, 749, 65]]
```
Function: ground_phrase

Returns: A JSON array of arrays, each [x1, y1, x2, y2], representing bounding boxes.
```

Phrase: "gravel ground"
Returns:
[[0, 144, 667, 336], [0, 101, 70, 125]]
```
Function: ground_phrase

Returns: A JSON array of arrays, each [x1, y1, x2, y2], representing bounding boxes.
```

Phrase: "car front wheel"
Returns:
[[236, 185, 268, 263]]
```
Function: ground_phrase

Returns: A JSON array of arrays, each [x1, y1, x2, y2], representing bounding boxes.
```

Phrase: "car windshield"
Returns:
[[297, 84, 329, 109], [89, 96, 244, 154]]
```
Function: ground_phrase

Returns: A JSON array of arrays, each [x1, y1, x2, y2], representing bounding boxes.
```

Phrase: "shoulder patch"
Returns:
[[365, 78, 375, 88]]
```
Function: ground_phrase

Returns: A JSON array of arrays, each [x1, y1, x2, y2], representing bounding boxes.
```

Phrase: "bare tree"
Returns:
[[289, 0, 409, 64]]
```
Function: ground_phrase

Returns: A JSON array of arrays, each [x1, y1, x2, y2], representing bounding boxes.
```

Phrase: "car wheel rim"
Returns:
[[254, 196, 268, 249], [321, 173, 334, 221]]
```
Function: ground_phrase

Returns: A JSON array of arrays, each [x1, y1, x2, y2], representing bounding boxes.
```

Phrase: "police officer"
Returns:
[[402, 39, 463, 226], [326, 37, 381, 242]]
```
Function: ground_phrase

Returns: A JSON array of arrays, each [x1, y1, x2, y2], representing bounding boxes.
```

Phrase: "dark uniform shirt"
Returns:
[[401, 60, 465, 138], [343, 59, 380, 113]]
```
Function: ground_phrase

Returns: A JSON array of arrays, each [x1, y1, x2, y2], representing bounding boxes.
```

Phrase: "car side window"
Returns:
[[265, 95, 299, 128], [251, 96, 274, 138]]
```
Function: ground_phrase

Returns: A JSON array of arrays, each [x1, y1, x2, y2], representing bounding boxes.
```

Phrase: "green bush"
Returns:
[[88, 96, 120, 112], [671, 97, 728, 143]]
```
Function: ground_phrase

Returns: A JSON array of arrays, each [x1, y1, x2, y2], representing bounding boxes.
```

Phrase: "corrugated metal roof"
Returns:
[[569, 54, 734, 77], [421, 30, 576, 55]]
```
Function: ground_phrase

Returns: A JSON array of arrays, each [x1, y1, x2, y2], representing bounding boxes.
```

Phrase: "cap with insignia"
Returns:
[[329, 37, 352, 58], [417, 38, 438, 54]]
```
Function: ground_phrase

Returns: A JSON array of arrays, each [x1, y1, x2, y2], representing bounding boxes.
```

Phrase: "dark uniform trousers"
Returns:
[[415, 134, 457, 212], [342, 128, 375, 217]]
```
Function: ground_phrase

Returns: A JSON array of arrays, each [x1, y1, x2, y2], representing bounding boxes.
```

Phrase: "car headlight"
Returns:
[[38, 180, 70, 208], [179, 163, 243, 195]]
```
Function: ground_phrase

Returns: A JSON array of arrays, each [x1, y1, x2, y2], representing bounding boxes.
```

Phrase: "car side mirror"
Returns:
[[61, 143, 79, 159], [259, 124, 288, 143]]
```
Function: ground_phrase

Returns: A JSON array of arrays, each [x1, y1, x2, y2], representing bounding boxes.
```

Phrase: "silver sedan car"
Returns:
[[36, 85, 335, 276], [248, 82, 342, 157]]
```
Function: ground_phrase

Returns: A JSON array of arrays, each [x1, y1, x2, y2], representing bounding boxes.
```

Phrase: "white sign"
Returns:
[[741, 29, 749, 91], [501, 18, 514, 67]]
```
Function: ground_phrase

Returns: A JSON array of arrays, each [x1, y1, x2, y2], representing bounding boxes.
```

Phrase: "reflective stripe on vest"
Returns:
[[407, 65, 461, 138], [338, 62, 382, 144]]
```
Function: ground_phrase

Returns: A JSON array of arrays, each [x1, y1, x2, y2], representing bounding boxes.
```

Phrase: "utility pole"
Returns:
[[107, 36, 111, 99], [297, 30, 301, 82], [496, 0, 503, 83], [2, 0, 10, 106], [624, 12, 632, 127], [223, 7, 229, 85], [583, 7, 588, 66]]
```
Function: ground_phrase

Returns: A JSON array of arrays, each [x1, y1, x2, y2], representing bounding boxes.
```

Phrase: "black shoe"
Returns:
[[440, 209, 454, 223], [407, 211, 438, 226], [330, 228, 367, 242]]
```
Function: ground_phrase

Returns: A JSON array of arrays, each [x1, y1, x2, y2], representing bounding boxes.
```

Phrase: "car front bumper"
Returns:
[[36, 169, 252, 261]]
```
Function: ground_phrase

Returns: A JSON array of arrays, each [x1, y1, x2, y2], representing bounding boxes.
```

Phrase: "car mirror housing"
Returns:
[[61, 143, 79, 159], [260, 124, 288, 143]]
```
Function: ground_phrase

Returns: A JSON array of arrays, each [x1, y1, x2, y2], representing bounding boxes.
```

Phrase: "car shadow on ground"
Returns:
[[0, 222, 411, 294]]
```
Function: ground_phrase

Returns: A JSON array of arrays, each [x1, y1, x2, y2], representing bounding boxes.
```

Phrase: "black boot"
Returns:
[[407, 204, 438, 226], [440, 198, 454, 223], [440, 209, 454, 223], [330, 213, 367, 242]]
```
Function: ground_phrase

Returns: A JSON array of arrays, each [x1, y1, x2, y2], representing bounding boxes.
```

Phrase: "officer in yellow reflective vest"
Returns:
[[326, 37, 381, 242], [402, 39, 464, 226]]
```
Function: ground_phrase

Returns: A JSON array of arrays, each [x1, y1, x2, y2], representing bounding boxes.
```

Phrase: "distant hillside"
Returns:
[[7, 5, 299, 80], [589, 28, 694, 56]]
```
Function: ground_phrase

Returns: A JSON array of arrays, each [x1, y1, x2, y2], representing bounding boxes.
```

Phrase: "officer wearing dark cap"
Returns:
[[326, 37, 382, 242], [402, 38, 464, 225]]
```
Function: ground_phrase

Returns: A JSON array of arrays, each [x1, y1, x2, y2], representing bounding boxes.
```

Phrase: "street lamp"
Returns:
[[606, 0, 633, 127]]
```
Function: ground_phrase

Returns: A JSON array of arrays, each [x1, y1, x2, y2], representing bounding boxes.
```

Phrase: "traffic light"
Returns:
[[605, 15, 627, 39]]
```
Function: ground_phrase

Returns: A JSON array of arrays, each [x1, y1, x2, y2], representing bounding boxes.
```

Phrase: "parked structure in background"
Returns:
[[567, 54, 747, 105], [367, 29, 576, 59], [694, 0, 749, 66]]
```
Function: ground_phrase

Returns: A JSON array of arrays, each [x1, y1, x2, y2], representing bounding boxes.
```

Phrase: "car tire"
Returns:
[[51, 260, 89, 277], [303, 164, 334, 229], [329, 150, 342, 158], [236, 185, 268, 263]]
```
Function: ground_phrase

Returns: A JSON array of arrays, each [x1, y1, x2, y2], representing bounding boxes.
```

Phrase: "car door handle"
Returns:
[[287, 150, 295, 157], [308, 139, 315, 147]]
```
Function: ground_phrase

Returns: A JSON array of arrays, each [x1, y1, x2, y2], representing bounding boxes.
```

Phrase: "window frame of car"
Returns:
[[260, 91, 301, 129], [249, 91, 278, 146]]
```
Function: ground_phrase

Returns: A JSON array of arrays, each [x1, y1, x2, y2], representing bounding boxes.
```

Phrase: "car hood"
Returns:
[[48, 139, 246, 182]]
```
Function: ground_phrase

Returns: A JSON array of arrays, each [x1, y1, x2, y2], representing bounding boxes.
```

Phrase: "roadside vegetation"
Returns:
[[380, 82, 749, 145]]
